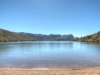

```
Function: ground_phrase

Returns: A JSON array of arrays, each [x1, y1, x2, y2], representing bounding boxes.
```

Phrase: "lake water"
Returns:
[[0, 41, 100, 68]]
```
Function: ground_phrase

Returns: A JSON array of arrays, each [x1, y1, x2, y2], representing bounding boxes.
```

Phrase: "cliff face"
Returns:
[[77, 31, 100, 42], [0, 28, 38, 42]]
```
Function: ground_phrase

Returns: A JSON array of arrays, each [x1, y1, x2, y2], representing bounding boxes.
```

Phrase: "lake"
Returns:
[[0, 41, 100, 68]]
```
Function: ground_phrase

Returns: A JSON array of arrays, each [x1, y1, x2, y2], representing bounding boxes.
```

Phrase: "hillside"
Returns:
[[0, 28, 38, 42], [19, 32, 74, 41], [74, 31, 100, 42]]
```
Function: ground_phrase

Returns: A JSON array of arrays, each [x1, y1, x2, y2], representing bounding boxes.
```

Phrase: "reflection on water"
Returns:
[[0, 41, 100, 68]]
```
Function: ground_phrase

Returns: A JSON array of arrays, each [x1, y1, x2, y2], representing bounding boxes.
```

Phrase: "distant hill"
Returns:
[[19, 32, 74, 41], [0, 28, 38, 42], [73, 31, 100, 42]]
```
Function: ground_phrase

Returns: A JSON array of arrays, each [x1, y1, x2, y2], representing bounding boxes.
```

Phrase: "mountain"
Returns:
[[0, 28, 38, 42], [19, 32, 74, 41], [0, 28, 74, 42], [73, 31, 100, 42]]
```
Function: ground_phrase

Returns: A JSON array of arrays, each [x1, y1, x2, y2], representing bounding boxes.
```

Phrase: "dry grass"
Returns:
[[0, 67, 100, 75]]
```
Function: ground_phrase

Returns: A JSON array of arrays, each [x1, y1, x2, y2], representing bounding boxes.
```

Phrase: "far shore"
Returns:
[[0, 67, 100, 75]]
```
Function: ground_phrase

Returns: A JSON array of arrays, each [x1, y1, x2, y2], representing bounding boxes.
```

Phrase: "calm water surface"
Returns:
[[0, 41, 100, 68]]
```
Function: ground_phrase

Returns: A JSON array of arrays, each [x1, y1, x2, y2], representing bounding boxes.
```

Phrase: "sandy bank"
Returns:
[[0, 67, 100, 75]]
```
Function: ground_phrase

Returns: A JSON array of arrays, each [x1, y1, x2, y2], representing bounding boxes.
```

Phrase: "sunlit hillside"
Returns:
[[0, 28, 38, 42], [74, 31, 100, 42]]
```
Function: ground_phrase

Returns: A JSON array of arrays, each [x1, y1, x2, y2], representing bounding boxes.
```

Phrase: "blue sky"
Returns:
[[0, 0, 100, 37]]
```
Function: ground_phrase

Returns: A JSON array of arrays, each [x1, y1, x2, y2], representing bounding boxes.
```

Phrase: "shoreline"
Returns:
[[0, 67, 100, 75]]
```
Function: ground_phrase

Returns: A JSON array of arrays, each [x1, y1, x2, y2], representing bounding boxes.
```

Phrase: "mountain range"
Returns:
[[0, 28, 74, 42], [0, 28, 100, 42], [18, 32, 74, 41]]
